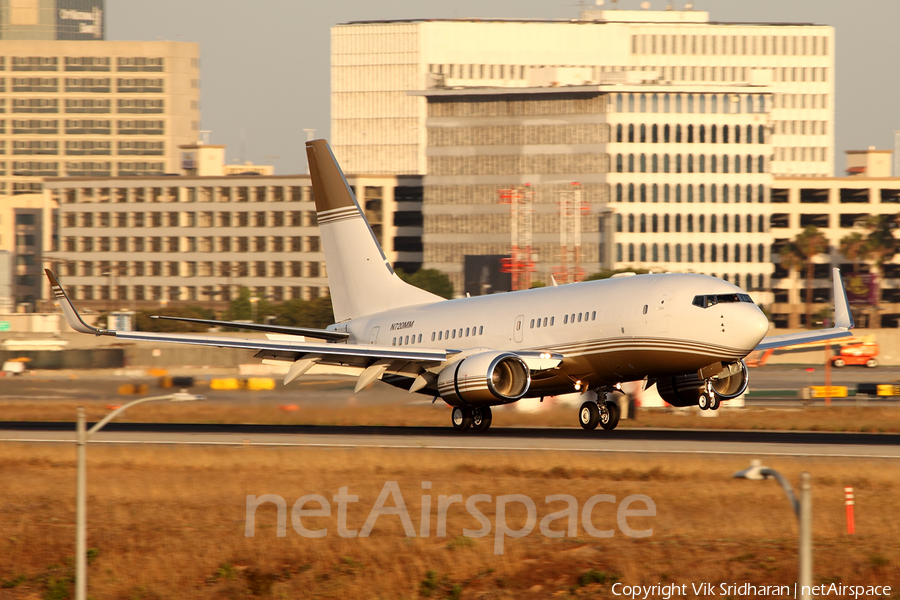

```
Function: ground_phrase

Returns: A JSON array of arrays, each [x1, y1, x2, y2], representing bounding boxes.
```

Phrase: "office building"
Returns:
[[1, 0, 105, 41], [0, 39, 200, 196], [42, 154, 424, 310], [771, 148, 900, 328], [417, 80, 775, 296], [0, 191, 52, 310], [332, 9, 834, 178]]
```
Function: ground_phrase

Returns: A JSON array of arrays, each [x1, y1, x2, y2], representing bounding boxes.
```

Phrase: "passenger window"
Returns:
[[466, 327, 470, 336], [550, 317, 554, 326], [536, 318, 541, 328], [431, 332, 435, 341], [643, 305, 648, 314], [392, 337, 396, 346], [418, 334, 422, 343], [530, 319, 535, 329], [543, 317, 548, 327], [578, 313, 582, 323], [452, 330, 456, 339], [592, 311, 596, 320], [405, 335, 410, 344], [564, 315, 568, 324], [479, 326, 483, 335], [459, 328, 463, 338], [571, 313, 575, 322], [438, 331, 442, 341], [446, 330, 450, 339]]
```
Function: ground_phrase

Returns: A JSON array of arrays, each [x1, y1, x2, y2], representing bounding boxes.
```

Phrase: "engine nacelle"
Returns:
[[656, 360, 749, 407], [437, 351, 531, 407], [710, 360, 750, 400]]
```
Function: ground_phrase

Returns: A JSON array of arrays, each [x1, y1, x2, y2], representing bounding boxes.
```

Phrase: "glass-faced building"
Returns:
[[1, 0, 105, 41]]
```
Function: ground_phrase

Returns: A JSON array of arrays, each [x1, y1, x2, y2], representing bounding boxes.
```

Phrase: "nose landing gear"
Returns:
[[698, 381, 722, 411]]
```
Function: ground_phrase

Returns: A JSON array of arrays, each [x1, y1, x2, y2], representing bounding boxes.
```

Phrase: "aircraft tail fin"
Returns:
[[305, 139, 444, 321]]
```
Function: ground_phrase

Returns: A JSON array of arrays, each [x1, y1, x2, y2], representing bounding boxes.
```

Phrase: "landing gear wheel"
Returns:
[[451, 407, 472, 432], [833, 358, 846, 368], [709, 395, 721, 411], [579, 401, 600, 430], [698, 393, 711, 410], [599, 401, 620, 431], [472, 406, 493, 432], [866, 358, 878, 368]]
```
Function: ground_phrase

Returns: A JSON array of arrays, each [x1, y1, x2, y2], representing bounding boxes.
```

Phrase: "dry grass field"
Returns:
[[2, 399, 900, 433], [0, 444, 898, 599]]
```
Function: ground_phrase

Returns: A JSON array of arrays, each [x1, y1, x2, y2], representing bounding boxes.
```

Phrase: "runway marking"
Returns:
[[1, 438, 899, 459]]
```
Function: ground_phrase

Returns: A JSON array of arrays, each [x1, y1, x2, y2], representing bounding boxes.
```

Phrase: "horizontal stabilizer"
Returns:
[[150, 315, 349, 342]]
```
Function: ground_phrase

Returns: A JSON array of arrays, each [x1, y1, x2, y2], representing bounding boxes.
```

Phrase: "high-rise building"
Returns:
[[332, 9, 834, 178], [1, 0, 105, 41], [0, 39, 201, 196]]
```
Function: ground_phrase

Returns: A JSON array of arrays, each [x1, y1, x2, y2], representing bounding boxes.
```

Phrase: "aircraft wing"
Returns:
[[754, 268, 854, 351], [148, 315, 350, 341], [46, 269, 448, 369]]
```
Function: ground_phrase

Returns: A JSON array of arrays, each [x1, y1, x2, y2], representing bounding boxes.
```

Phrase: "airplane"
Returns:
[[45, 139, 855, 433]]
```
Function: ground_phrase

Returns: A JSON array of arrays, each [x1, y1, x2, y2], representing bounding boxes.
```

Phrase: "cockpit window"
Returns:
[[692, 293, 753, 308]]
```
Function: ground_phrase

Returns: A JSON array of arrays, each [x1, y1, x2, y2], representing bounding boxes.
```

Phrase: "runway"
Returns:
[[2, 422, 899, 458]]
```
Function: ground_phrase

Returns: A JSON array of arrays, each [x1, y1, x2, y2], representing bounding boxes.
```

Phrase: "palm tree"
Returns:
[[864, 215, 899, 322], [779, 226, 829, 329], [839, 232, 869, 273]]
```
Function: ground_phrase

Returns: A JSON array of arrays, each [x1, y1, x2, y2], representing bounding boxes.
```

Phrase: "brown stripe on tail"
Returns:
[[305, 140, 357, 213]]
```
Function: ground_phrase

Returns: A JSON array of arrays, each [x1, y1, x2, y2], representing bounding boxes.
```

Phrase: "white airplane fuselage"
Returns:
[[335, 272, 769, 398]]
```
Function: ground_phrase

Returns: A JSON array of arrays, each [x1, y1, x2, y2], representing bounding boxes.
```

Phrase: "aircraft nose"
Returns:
[[747, 305, 770, 347]]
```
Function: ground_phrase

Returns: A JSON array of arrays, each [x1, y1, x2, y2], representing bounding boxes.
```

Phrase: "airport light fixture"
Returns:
[[75, 391, 203, 600], [733, 460, 812, 600]]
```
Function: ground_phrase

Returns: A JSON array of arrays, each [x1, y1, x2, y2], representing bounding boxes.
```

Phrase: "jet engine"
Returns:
[[437, 351, 531, 406], [655, 360, 749, 407]]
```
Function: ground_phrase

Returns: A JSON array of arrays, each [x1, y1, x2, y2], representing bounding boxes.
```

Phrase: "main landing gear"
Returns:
[[451, 406, 492, 433], [579, 397, 620, 431]]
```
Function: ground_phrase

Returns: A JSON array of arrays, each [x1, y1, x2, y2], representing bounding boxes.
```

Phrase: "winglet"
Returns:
[[45, 269, 113, 336], [832, 268, 854, 329]]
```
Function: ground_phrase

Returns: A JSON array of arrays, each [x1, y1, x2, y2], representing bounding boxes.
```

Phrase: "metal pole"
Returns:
[[799, 472, 812, 600], [72, 393, 200, 600], [75, 407, 87, 600]]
